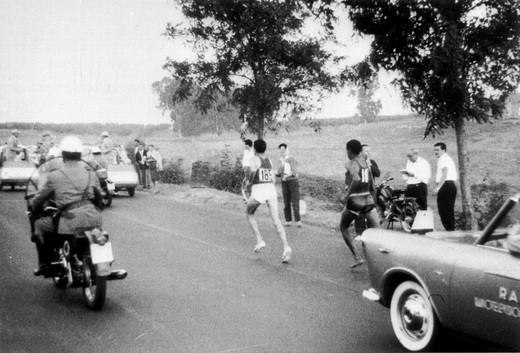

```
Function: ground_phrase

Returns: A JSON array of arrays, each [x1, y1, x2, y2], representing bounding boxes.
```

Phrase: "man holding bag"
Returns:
[[340, 139, 380, 268]]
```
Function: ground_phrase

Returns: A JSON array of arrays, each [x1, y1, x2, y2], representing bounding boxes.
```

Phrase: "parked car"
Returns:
[[0, 147, 38, 191], [107, 163, 138, 197], [361, 193, 520, 351]]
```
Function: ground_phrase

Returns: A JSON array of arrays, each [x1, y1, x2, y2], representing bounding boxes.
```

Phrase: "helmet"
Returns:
[[60, 136, 83, 153], [91, 146, 101, 154], [102, 131, 109, 137]]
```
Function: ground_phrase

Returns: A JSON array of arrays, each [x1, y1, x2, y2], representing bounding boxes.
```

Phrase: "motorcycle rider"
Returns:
[[31, 136, 103, 276]]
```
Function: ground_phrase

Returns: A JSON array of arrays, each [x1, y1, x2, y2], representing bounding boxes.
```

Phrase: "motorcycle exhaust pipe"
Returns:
[[107, 269, 128, 281]]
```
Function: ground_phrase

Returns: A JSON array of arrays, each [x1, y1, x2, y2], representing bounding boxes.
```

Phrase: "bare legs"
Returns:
[[247, 198, 291, 262]]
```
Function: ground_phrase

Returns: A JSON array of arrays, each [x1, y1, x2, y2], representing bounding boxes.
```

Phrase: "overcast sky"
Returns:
[[0, 0, 408, 125]]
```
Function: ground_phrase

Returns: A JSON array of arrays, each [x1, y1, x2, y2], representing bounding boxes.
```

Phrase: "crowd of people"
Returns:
[[1, 130, 165, 195]]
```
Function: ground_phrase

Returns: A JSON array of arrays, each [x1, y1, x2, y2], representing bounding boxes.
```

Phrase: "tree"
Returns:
[[152, 77, 240, 137], [311, 0, 520, 229], [355, 70, 382, 123], [163, 0, 341, 139]]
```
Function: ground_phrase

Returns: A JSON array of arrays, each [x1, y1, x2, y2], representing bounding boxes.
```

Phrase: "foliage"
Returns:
[[299, 173, 344, 211], [161, 158, 188, 184], [191, 160, 218, 186], [163, 0, 343, 139], [455, 178, 514, 230], [152, 76, 241, 137], [355, 71, 382, 123], [0, 122, 170, 138], [209, 157, 244, 195]]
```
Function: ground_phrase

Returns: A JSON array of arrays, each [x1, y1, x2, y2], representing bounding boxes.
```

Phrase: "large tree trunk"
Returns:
[[256, 116, 265, 140], [454, 117, 477, 230]]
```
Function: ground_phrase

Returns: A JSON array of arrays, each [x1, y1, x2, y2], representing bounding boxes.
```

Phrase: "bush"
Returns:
[[162, 158, 187, 184], [209, 157, 244, 194], [456, 178, 514, 230], [299, 173, 344, 211], [191, 161, 218, 186]]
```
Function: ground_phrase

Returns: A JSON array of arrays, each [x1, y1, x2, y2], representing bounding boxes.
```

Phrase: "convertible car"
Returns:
[[361, 193, 520, 351]]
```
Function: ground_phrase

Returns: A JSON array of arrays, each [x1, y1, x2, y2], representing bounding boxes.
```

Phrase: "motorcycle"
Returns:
[[25, 158, 127, 310], [375, 177, 419, 232]]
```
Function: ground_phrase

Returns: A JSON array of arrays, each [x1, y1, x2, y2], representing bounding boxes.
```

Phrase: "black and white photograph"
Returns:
[[1, 1, 519, 352]]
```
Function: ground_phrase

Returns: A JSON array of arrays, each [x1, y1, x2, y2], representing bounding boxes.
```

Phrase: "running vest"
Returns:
[[252, 157, 274, 185], [348, 159, 372, 195]]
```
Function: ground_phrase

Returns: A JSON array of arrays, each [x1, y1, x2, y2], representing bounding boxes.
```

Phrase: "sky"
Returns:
[[0, 0, 409, 125]]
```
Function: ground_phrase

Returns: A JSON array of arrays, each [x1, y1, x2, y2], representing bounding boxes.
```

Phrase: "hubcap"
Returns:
[[400, 293, 429, 339]]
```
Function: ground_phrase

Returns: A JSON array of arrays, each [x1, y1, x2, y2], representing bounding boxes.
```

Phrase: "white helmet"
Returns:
[[91, 146, 101, 154], [60, 136, 83, 153], [102, 131, 109, 137]]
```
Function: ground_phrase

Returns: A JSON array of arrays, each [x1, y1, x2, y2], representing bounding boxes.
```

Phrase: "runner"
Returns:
[[245, 139, 292, 263], [340, 139, 380, 268]]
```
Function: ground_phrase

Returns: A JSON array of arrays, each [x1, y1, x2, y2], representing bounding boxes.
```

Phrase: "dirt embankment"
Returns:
[[150, 183, 341, 230]]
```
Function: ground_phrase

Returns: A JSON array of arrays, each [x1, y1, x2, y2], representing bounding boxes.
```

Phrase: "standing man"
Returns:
[[340, 139, 380, 268], [135, 144, 149, 188], [241, 139, 254, 200], [100, 131, 114, 161], [361, 144, 380, 180], [276, 143, 301, 227], [6, 129, 24, 161], [401, 148, 431, 210], [147, 145, 163, 194], [245, 139, 292, 263], [434, 142, 458, 231]]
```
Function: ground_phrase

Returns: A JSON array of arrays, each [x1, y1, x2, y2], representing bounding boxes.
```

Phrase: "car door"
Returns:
[[450, 245, 520, 349]]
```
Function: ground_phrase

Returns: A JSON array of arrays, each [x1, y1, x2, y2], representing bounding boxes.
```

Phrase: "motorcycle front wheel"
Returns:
[[83, 260, 107, 310]]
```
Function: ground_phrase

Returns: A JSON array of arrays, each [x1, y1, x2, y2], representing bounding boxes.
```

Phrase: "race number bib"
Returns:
[[258, 168, 273, 182], [361, 168, 369, 183]]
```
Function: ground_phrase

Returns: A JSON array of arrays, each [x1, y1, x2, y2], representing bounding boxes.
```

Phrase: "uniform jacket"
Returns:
[[32, 161, 102, 234]]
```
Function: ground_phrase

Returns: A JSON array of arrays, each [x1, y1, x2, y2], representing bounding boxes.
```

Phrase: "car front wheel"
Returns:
[[390, 281, 439, 351]]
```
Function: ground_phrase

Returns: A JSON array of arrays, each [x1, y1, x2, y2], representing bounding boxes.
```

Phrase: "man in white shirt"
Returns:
[[434, 142, 458, 231], [241, 139, 254, 172], [241, 139, 254, 200], [401, 148, 431, 210]]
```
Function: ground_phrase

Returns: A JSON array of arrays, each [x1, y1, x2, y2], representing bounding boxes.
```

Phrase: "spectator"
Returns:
[[340, 139, 380, 268], [361, 144, 380, 179], [245, 139, 292, 263], [276, 143, 301, 227], [6, 129, 24, 161], [147, 144, 163, 194], [241, 139, 254, 200], [135, 144, 150, 188], [434, 142, 458, 231], [100, 131, 114, 160], [401, 148, 431, 210]]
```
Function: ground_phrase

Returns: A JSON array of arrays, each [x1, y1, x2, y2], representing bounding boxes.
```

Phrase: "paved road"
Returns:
[[0, 189, 489, 352]]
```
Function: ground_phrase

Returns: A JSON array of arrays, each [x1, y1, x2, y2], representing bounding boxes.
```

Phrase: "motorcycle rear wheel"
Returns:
[[400, 204, 416, 233], [83, 260, 107, 311]]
